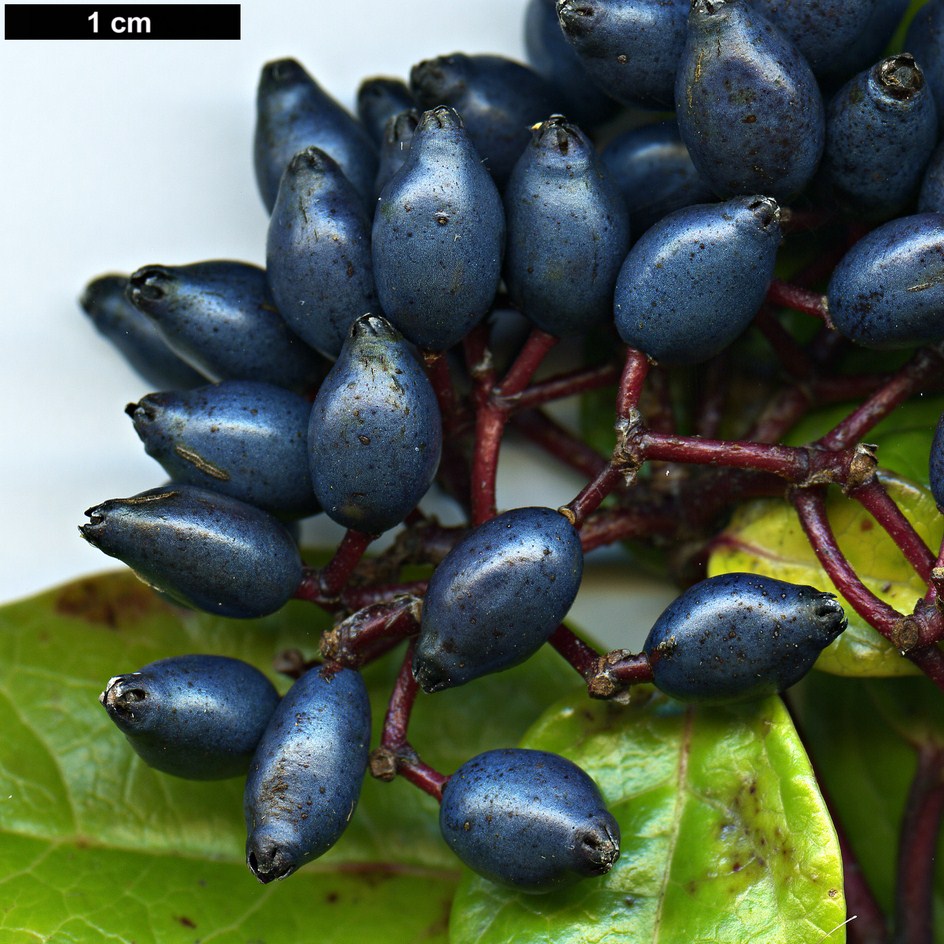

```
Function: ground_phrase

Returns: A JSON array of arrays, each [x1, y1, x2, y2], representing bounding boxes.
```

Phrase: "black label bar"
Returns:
[[5, 4, 241, 39]]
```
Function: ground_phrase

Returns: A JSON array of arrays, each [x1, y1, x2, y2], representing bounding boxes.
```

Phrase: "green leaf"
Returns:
[[791, 672, 944, 937], [0, 570, 579, 942], [449, 691, 846, 944], [708, 473, 943, 676]]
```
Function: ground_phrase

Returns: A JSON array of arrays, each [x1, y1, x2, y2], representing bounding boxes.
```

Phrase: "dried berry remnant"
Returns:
[[80, 484, 303, 618], [440, 748, 620, 891], [128, 380, 318, 518], [244, 666, 371, 883], [100, 655, 280, 780], [613, 195, 781, 365], [643, 573, 847, 703], [413, 507, 583, 692], [308, 314, 442, 534]]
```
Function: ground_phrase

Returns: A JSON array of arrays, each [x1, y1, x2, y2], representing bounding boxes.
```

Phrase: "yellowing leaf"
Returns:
[[450, 691, 846, 944], [708, 474, 943, 676]]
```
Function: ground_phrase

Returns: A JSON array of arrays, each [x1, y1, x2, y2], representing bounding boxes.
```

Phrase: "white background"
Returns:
[[0, 0, 675, 644]]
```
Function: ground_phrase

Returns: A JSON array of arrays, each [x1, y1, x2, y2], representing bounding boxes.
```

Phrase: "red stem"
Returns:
[[511, 362, 619, 413], [893, 745, 944, 944], [694, 355, 730, 440], [640, 431, 811, 478], [321, 596, 422, 668], [342, 580, 429, 611], [817, 347, 944, 452], [792, 488, 904, 639], [471, 400, 506, 525], [579, 506, 680, 553], [791, 488, 944, 690], [616, 347, 651, 418], [547, 624, 601, 679], [423, 350, 465, 435], [471, 329, 561, 524], [765, 279, 830, 321], [754, 306, 812, 379], [498, 329, 559, 398], [380, 642, 419, 749], [566, 464, 623, 527], [645, 367, 676, 435], [377, 641, 448, 802], [318, 529, 375, 599]]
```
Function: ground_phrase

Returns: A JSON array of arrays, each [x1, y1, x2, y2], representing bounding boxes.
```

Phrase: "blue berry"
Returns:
[[822, 55, 938, 218], [254, 58, 378, 213], [266, 147, 377, 360], [413, 507, 583, 693], [556, 0, 689, 109], [80, 274, 207, 390], [504, 116, 630, 337], [826, 213, 944, 348], [374, 109, 420, 198], [80, 484, 302, 618], [440, 748, 620, 892], [819, 0, 908, 87], [747, 0, 891, 79], [409, 54, 559, 186], [644, 573, 847, 703], [308, 314, 442, 534], [244, 666, 371, 883], [906, 0, 944, 122], [600, 121, 716, 236], [676, 0, 825, 202], [523, 0, 617, 127], [100, 655, 280, 780], [126, 260, 326, 393], [920, 142, 944, 214], [613, 195, 781, 365], [372, 106, 505, 352], [127, 380, 318, 518], [931, 413, 944, 508], [356, 76, 416, 147]]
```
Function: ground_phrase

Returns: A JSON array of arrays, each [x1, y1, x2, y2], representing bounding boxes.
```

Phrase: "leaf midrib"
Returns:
[[649, 705, 693, 944]]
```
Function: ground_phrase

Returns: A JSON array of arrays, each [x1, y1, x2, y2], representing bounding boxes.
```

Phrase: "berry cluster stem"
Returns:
[[372, 641, 448, 802], [471, 328, 559, 524], [894, 745, 944, 944]]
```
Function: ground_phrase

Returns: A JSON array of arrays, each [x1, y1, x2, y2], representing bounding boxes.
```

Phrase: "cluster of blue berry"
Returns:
[[76, 0, 944, 908]]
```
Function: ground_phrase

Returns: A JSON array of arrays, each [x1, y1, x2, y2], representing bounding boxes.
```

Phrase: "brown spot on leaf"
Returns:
[[55, 576, 167, 628], [175, 916, 196, 929]]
